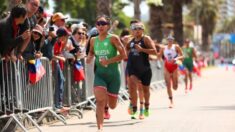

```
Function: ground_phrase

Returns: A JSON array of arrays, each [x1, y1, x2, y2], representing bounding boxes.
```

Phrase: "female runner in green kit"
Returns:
[[182, 39, 197, 93], [86, 15, 127, 131]]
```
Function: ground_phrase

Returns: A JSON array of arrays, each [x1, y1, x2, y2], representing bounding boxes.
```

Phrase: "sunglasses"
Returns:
[[131, 25, 144, 30], [33, 31, 41, 36], [76, 32, 85, 35], [96, 21, 109, 26], [132, 27, 144, 30]]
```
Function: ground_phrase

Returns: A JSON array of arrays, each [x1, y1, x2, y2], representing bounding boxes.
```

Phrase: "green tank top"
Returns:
[[94, 34, 118, 69], [183, 47, 193, 62]]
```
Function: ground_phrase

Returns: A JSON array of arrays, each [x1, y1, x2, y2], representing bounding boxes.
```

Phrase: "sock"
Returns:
[[105, 106, 109, 113], [144, 103, 149, 111], [132, 106, 137, 113]]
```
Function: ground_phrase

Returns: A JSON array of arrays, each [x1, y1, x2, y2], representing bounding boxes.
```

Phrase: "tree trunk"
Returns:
[[133, 0, 141, 20], [202, 24, 210, 51], [172, 0, 183, 46], [149, 4, 163, 42], [96, 0, 112, 17]]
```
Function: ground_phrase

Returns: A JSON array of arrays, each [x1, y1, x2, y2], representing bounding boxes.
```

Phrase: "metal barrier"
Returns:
[[62, 59, 84, 118], [150, 60, 166, 90], [0, 58, 67, 132], [0, 57, 172, 131], [0, 60, 28, 132]]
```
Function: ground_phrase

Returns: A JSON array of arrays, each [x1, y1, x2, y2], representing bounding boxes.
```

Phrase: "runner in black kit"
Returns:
[[126, 21, 157, 119]]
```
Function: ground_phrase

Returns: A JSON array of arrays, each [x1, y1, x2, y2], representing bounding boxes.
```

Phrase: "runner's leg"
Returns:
[[94, 87, 107, 130]]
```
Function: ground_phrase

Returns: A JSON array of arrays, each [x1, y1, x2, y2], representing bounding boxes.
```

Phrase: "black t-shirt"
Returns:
[[127, 37, 150, 74]]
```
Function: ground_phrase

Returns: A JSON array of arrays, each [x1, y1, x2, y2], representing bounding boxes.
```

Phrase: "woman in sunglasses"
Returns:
[[22, 24, 44, 60], [158, 36, 184, 108], [126, 22, 157, 119], [86, 15, 127, 131]]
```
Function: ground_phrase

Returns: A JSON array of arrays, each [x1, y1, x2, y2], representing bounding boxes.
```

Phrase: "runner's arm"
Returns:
[[105, 35, 127, 65], [175, 45, 184, 61], [192, 48, 197, 60], [135, 36, 157, 55]]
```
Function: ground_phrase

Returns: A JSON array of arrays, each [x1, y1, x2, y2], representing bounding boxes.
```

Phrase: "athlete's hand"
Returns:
[[100, 58, 108, 67], [134, 44, 143, 52]]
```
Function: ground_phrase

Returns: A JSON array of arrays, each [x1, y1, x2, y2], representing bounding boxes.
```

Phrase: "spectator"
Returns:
[[86, 27, 99, 55], [35, 6, 47, 27], [22, 24, 44, 60], [17, 0, 40, 59], [67, 25, 87, 58], [51, 12, 67, 32], [53, 28, 69, 110], [35, 6, 44, 24], [0, 4, 30, 60]]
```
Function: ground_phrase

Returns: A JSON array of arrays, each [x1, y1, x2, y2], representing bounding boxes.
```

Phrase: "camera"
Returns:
[[49, 26, 54, 32]]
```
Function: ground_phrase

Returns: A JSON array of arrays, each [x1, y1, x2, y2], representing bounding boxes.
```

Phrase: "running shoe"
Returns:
[[169, 103, 174, 108], [139, 108, 144, 120], [185, 89, 188, 94], [97, 129, 103, 132], [131, 112, 138, 119], [104, 111, 111, 119], [144, 109, 149, 117]]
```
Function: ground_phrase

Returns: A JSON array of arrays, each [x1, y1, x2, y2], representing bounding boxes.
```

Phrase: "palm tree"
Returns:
[[217, 17, 235, 33], [96, 0, 112, 17], [190, 0, 219, 51], [172, 0, 192, 46], [133, 0, 141, 20], [147, 0, 164, 42]]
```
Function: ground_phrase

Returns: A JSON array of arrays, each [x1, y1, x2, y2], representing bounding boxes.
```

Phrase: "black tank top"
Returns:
[[127, 37, 150, 73]]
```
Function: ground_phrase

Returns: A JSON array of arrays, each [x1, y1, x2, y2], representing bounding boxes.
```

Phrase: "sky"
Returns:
[[46, 0, 149, 21], [122, 0, 150, 21]]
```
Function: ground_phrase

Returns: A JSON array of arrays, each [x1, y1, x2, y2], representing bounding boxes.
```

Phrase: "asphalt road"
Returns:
[[30, 66, 235, 132]]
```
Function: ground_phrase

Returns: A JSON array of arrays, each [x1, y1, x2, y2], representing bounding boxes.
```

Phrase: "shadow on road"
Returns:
[[49, 122, 96, 127], [89, 120, 141, 128], [198, 105, 235, 111]]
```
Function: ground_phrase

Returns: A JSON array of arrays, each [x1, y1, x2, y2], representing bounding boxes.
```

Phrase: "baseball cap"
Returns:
[[52, 12, 68, 22], [32, 24, 43, 35], [56, 28, 70, 37]]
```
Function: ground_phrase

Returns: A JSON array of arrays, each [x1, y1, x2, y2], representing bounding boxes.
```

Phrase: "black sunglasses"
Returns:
[[76, 32, 85, 35], [132, 27, 144, 30], [33, 31, 41, 36], [96, 21, 109, 26]]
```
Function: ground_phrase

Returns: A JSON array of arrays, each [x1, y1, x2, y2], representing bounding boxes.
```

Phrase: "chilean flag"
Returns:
[[74, 60, 85, 82], [28, 59, 46, 84]]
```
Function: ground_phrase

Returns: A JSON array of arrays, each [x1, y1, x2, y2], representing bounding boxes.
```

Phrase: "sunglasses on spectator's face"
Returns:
[[96, 21, 109, 26], [33, 31, 41, 36], [77, 32, 85, 35]]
